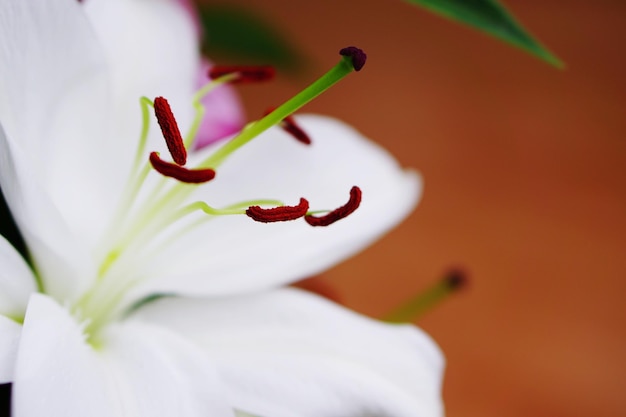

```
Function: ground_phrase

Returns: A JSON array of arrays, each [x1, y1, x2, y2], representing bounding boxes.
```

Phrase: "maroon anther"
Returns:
[[209, 66, 275, 83], [443, 268, 469, 291], [154, 97, 186, 166], [149, 152, 216, 184], [305, 186, 362, 227], [246, 198, 310, 223], [339, 47, 367, 72], [264, 107, 311, 145]]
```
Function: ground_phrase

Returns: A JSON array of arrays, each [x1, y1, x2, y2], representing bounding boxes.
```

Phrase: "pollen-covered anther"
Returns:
[[264, 107, 311, 145], [246, 198, 310, 223], [339, 46, 367, 72], [154, 96, 186, 166], [149, 152, 216, 184], [209, 65, 276, 83], [305, 186, 362, 227]]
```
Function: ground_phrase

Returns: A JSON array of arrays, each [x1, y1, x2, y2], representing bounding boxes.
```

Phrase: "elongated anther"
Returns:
[[154, 97, 186, 166], [339, 47, 367, 71], [264, 107, 311, 145], [305, 186, 362, 227], [282, 120, 311, 145], [149, 152, 215, 183], [246, 198, 309, 223], [209, 66, 275, 83]]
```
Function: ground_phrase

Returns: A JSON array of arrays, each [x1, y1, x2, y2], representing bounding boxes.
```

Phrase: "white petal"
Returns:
[[0, 124, 96, 303], [84, 0, 198, 102], [83, 0, 200, 156], [136, 115, 421, 297], [0, 0, 106, 163], [134, 288, 445, 417], [0, 0, 110, 299], [0, 234, 36, 318], [0, 315, 21, 383], [13, 294, 233, 417], [0, 0, 201, 301]]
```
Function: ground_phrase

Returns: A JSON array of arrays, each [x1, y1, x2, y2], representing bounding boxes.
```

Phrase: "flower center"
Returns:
[[74, 47, 368, 341]]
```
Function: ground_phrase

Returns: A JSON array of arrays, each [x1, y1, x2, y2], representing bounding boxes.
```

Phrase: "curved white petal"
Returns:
[[0, 0, 109, 299], [174, 0, 201, 31], [136, 115, 421, 297], [0, 234, 36, 319], [0, 123, 96, 303], [13, 294, 233, 417], [83, 0, 200, 157], [0, 315, 21, 383], [134, 288, 445, 417]]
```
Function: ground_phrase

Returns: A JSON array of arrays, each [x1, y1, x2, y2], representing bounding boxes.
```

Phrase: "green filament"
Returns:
[[384, 279, 460, 323]]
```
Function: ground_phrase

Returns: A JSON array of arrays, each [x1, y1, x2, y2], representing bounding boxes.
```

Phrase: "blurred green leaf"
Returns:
[[197, 5, 304, 73], [404, 0, 563, 67]]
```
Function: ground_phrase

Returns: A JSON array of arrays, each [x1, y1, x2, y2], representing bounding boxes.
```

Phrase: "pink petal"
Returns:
[[193, 60, 246, 149]]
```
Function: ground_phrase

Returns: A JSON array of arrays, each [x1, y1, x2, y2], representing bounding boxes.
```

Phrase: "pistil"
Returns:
[[202, 47, 367, 168]]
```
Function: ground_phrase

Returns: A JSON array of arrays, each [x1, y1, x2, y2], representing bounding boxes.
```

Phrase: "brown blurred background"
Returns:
[[202, 1, 626, 416]]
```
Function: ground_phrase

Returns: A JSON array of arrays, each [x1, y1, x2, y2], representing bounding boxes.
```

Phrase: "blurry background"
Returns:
[[200, 1, 625, 416]]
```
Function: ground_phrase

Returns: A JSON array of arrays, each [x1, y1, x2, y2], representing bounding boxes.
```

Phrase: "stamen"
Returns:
[[339, 46, 367, 71], [305, 186, 362, 226], [246, 198, 309, 223], [264, 107, 311, 145], [384, 267, 469, 323], [154, 97, 187, 166], [209, 66, 275, 83], [149, 152, 215, 183]]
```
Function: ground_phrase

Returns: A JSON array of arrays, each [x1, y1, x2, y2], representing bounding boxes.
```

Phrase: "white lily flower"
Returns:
[[0, 0, 444, 416]]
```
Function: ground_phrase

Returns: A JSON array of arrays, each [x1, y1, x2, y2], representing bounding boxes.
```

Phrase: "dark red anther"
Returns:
[[305, 186, 362, 227], [339, 47, 367, 72], [246, 198, 309, 223], [154, 97, 186, 166], [209, 66, 275, 83], [149, 152, 215, 184], [264, 107, 311, 145], [282, 119, 311, 145], [443, 267, 469, 291]]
